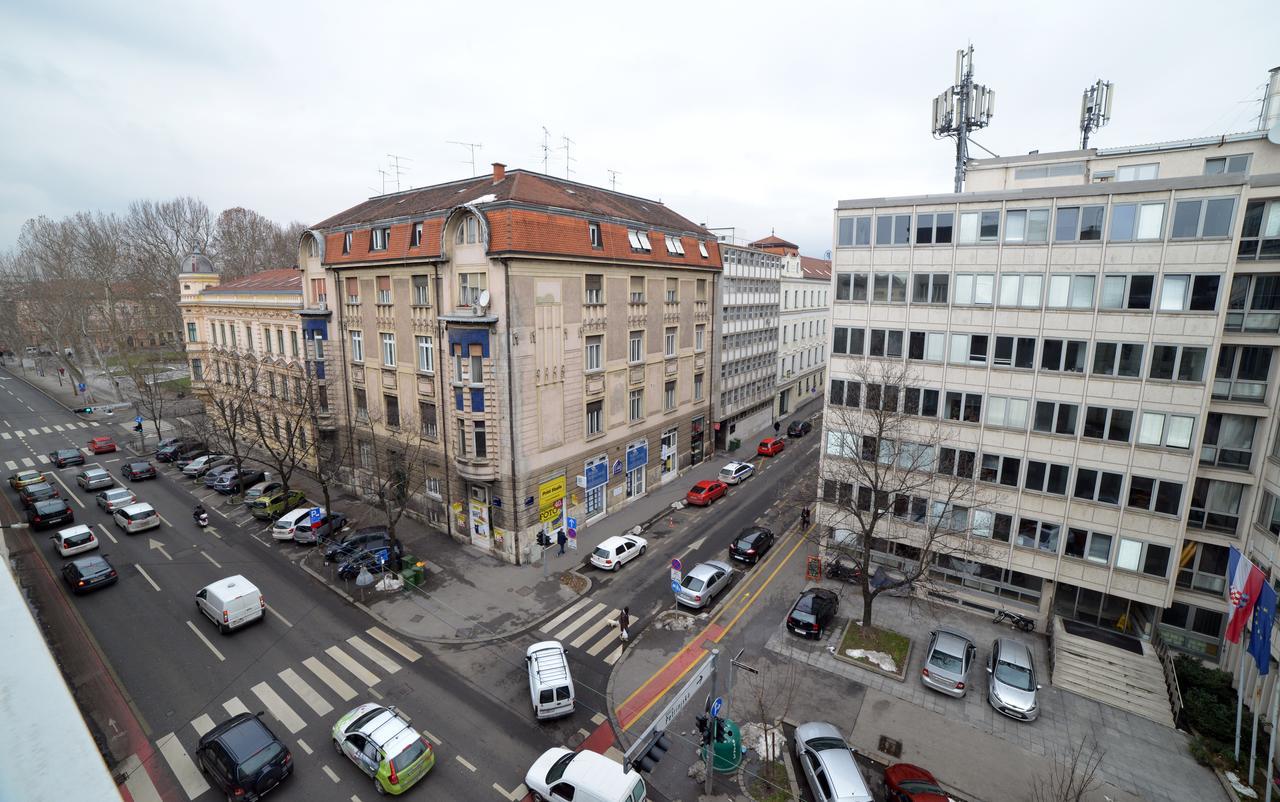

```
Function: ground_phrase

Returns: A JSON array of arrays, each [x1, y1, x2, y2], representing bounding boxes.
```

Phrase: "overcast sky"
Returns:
[[2, 1, 1278, 260]]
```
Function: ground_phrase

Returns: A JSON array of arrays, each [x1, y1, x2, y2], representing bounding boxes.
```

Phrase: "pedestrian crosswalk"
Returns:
[[155, 625, 422, 799], [537, 596, 625, 666], [0, 420, 93, 442]]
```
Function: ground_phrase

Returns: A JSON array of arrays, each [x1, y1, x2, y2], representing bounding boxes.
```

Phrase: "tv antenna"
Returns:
[[447, 141, 483, 176], [373, 167, 390, 195], [931, 44, 995, 193], [386, 153, 412, 191], [541, 127, 552, 174], [1079, 80, 1114, 149], [607, 169, 621, 190], [560, 135, 576, 179]]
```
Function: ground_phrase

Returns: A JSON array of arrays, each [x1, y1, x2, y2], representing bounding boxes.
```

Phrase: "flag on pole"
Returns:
[[1227, 547, 1266, 644], [1248, 579, 1278, 675]]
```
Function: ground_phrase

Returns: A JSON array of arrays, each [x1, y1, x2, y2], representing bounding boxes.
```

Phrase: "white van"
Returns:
[[525, 748, 646, 802], [114, 502, 160, 534], [195, 575, 265, 634], [526, 641, 574, 720]]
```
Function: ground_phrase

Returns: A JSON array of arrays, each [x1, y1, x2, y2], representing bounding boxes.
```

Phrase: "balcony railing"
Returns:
[[1223, 310, 1280, 333], [1211, 378, 1267, 403], [1238, 237, 1280, 261]]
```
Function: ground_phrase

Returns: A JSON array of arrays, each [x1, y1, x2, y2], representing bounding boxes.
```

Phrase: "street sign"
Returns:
[[77, 383, 85, 392], [134, 416, 143, 424], [670, 579, 681, 594], [670, 568, 682, 584], [710, 696, 724, 718], [671, 558, 682, 572], [309, 507, 323, 523], [625, 653, 716, 769]]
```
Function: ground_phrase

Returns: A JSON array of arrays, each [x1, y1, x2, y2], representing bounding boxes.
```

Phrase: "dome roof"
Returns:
[[180, 246, 215, 274]]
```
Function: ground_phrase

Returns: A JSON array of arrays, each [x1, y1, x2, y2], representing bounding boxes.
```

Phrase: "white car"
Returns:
[[52, 524, 99, 557], [590, 534, 647, 571], [525, 747, 645, 802], [718, 461, 755, 485], [272, 507, 324, 541]]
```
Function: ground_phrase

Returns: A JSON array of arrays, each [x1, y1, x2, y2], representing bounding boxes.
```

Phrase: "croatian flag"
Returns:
[[1226, 546, 1266, 644]]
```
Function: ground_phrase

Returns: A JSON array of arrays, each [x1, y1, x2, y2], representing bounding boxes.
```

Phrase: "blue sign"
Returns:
[[491, 496, 502, 508], [567, 517, 577, 530], [671, 558, 682, 572], [625, 442, 648, 472], [584, 460, 607, 489], [134, 416, 143, 424], [612, 459, 623, 477], [309, 507, 323, 523], [710, 696, 724, 718], [77, 383, 85, 392], [670, 580, 681, 594]]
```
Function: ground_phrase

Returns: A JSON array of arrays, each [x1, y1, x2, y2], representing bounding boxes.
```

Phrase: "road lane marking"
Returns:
[[539, 596, 593, 632], [325, 645, 381, 687], [27, 428, 38, 435], [322, 765, 340, 783], [155, 733, 210, 799], [368, 687, 383, 700], [190, 714, 215, 737], [223, 697, 249, 717], [591, 712, 606, 725], [96, 523, 116, 544], [77, 421, 89, 428], [41, 426, 52, 433], [603, 645, 624, 665], [0, 433, 9, 440], [158, 513, 172, 528], [48, 471, 83, 507], [200, 551, 222, 569], [90, 421, 100, 427], [345, 635, 401, 675], [297, 738, 313, 755], [135, 564, 162, 592], [455, 755, 477, 772], [493, 782, 528, 801], [267, 604, 292, 627], [366, 627, 422, 662], [186, 620, 226, 662], [586, 627, 621, 657], [251, 681, 306, 734], [36, 454, 50, 464], [21, 457, 33, 467], [551, 601, 606, 641], [571, 611, 618, 649], [52, 424, 64, 431], [3, 460, 14, 469], [421, 729, 441, 745], [251, 533, 273, 548], [278, 668, 333, 717], [303, 657, 357, 701], [119, 753, 163, 802]]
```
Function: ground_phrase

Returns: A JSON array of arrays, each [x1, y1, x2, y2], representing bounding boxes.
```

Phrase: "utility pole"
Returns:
[[931, 45, 995, 193], [705, 648, 718, 794]]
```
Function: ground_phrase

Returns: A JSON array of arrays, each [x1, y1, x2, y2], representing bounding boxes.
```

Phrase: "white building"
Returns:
[[751, 234, 832, 419]]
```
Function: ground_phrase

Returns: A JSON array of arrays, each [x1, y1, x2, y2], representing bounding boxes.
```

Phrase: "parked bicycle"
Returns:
[[993, 608, 1036, 632]]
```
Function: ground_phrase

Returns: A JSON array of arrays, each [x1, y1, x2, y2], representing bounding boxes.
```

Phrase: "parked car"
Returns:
[[793, 721, 874, 802], [589, 534, 647, 571], [336, 540, 405, 580], [50, 448, 85, 468], [61, 554, 118, 594], [718, 461, 754, 485], [921, 628, 977, 698], [195, 713, 292, 800], [331, 703, 435, 795], [120, 461, 158, 481], [184, 454, 232, 478], [986, 638, 1040, 722], [885, 763, 954, 802], [525, 748, 645, 802], [324, 526, 392, 564], [293, 511, 348, 546], [272, 507, 322, 542], [87, 436, 117, 454], [242, 479, 282, 505], [75, 467, 114, 490], [675, 560, 734, 609], [728, 526, 775, 565], [174, 449, 211, 470], [203, 464, 239, 488], [787, 419, 813, 437], [51, 524, 98, 557], [9, 469, 46, 491], [214, 468, 266, 495], [19, 481, 60, 508], [249, 488, 307, 520], [757, 437, 785, 457], [685, 480, 727, 507], [97, 487, 137, 512], [786, 587, 838, 639]]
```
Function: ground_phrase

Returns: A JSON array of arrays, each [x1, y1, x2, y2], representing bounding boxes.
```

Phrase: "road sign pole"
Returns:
[[705, 649, 718, 795]]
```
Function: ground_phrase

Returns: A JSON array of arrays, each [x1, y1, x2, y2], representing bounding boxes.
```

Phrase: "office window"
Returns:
[[1054, 205, 1106, 241], [832, 326, 865, 356], [1109, 202, 1165, 241], [589, 222, 602, 249], [628, 331, 643, 363], [379, 333, 396, 367], [971, 510, 1013, 542], [1116, 539, 1171, 578], [957, 210, 1000, 243], [629, 276, 645, 303], [948, 333, 989, 365], [907, 331, 946, 362], [693, 372, 703, 401], [952, 273, 995, 304], [1040, 339, 1087, 373], [1083, 406, 1133, 443], [185, 322, 197, 342], [1237, 201, 1280, 262], [664, 380, 676, 411], [350, 331, 364, 362], [1046, 274, 1096, 309], [459, 272, 487, 306], [664, 327, 677, 357], [1158, 274, 1221, 312], [371, 227, 390, 251], [1214, 345, 1271, 402], [1200, 413, 1256, 470], [342, 231, 352, 254], [1074, 468, 1124, 505], [376, 276, 391, 304], [914, 212, 954, 245], [993, 336, 1036, 369], [838, 215, 872, 247], [1024, 460, 1069, 496], [416, 336, 434, 373], [1016, 517, 1061, 554], [1116, 163, 1159, 181], [383, 394, 400, 427], [586, 400, 603, 436], [875, 214, 912, 245], [1177, 542, 1230, 596], [1033, 401, 1079, 436], [868, 328, 904, 358], [836, 272, 868, 302], [997, 274, 1043, 307], [412, 275, 430, 306], [1189, 479, 1244, 534], [943, 391, 982, 423], [419, 401, 437, 438], [872, 273, 908, 303], [1149, 345, 1208, 382], [585, 335, 602, 371], [1064, 529, 1114, 565], [1127, 476, 1183, 515], [1099, 274, 1154, 309], [353, 388, 368, 421], [937, 447, 976, 479], [1004, 209, 1050, 243], [1091, 342, 1144, 377], [629, 389, 643, 421], [901, 387, 939, 417], [912, 273, 950, 304], [1172, 198, 1236, 239], [1204, 155, 1251, 175], [980, 453, 1021, 486], [986, 396, 1029, 429], [1137, 411, 1195, 449], [410, 222, 423, 247]]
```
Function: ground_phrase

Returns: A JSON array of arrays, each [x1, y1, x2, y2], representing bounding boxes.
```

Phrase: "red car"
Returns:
[[756, 437, 785, 457], [685, 480, 728, 506], [885, 763, 952, 802], [88, 436, 117, 454]]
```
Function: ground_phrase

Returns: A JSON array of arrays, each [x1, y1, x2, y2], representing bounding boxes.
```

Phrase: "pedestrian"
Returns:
[[801, 507, 811, 528], [618, 606, 630, 643], [773, 420, 781, 435], [556, 529, 567, 555]]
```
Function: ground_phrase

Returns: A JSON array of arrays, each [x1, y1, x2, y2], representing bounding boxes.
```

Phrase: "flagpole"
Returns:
[[1253, 674, 1266, 787], [1241, 643, 1251, 761], [1266, 675, 1279, 802]]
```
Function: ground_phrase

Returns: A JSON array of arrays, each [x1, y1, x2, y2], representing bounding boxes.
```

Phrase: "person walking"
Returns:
[[556, 529, 567, 555], [618, 606, 631, 644], [801, 507, 811, 529]]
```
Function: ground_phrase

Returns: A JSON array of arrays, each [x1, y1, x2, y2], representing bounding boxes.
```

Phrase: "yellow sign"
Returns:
[[538, 475, 566, 507]]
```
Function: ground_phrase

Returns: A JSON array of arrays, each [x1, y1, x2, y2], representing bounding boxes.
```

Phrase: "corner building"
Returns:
[[824, 126, 1280, 669], [301, 164, 720, 562]]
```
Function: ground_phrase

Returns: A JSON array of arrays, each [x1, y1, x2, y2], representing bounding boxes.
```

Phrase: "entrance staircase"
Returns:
[[1049, 617, 1176, 728]]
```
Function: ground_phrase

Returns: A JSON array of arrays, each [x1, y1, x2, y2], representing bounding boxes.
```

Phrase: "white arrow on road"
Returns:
[[149, 538, 172, 560], [108, 718, 122, 738]]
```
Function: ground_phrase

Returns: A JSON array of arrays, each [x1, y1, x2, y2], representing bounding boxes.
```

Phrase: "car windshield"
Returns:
[[737, 533, 758, 547], [237, 741, 284, 779], [546, 752, 575, 785], [898, 779, 945, 793], [928, 647, 964, 672], [105, 490, 129, 500], [390, 739, 429, 773], [995, 658, 1036, 691], [805, 736, 848, 752], [65, 532, 93, 546], [681, 576, 705, 591]]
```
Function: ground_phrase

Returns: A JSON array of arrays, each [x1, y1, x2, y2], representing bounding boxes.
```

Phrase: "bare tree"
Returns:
[[127, 197, 212, 333], [200, 352, 263, 486], [348, 405, 438, 546], [212, 207, 284, 279], [1031, 735, 1106, 802], [247, 367, 319, 506], [817, 359, 989, 632]]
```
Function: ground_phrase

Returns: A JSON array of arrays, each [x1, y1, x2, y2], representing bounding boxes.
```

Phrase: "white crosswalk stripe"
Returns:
[[27, 428, 38, 435], [539, 596, 593, 632], [279, 668, 333, 717], [4, 460, 15, 470], [223, 696, 249, 717], [0, 432, 9, 439], [325, 645, 380, 687], [90, 421, 100, 427], [21, 458, 33, 467], [304, 656, 357, 701], [366, 626, 422, 662], [571, 611, 618, 649], [40, 426, 51, 433], [120, 753, 163, 802], [585, 624, 622, 656], [77, 421, 89, 428], [36, 455, 49, 464], [603, 645, 624, 665], [539, 598, 625, 661], [551, 602, 606, 641], [53, 424, 65, 431], [191, 714, 215, 737], [155, 732, 210, 799], [251, 681, 306, 734], [346, 635, 401, 675]]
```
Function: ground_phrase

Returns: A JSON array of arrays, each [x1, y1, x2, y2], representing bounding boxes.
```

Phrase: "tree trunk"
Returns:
[[860, 586, 876, 632]]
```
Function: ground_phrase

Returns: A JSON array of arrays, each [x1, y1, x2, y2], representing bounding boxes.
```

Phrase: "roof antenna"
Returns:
[[931, 44, 995, 193], [386, 153, 412, 191], [560, 135, 576, 179], [607, 169, 620, 190], [1079, 80, 1114, 149], [374, 166, 389, 195], [447, 141, 483, 177], [541, 127, 552, 174]]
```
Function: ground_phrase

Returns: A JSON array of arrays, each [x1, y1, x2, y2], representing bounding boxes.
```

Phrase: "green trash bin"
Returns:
[[728, 437, 741, 451], [399, 554, 425, 588], [701, 717, 743, 774]]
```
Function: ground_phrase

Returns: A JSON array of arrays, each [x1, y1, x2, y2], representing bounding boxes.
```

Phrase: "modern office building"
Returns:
[[752, 234, 832, 419]]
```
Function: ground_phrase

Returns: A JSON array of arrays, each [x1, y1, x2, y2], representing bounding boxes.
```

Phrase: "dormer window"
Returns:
[[411, 222, 423, 247], [342, 232, 352, 254], [665, 236, 686, 256], [455, 215, 479, 245], [371, 227, 390, 251], [589, 222, 602, 249], [698, 241, 709, 258], [628, 229, 652, 253], [307, 236, 319, 258]]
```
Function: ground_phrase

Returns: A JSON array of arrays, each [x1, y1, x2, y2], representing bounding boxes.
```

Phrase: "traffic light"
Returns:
[[634, 730, 670, 773], [695, 714, 710, 745], [536, 532, 551, 547], [76, 407, 94, 414], [133, 423, 143, 433]]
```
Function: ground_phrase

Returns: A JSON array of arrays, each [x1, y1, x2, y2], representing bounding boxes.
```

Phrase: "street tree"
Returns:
[[1031, 734, 1106, 802], [247, 366, 322, 510], [816, 358, 990, 632], [199, 352, 264, 488], [348, 404, 438, 546]]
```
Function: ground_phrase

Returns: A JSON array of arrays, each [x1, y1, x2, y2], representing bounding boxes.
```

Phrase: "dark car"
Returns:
[[787, 587, 838, 639], [157, 439, 203, 462], [174, 449, 211, 470], [121, 461, 158, 481], [728, 526, 775, 565], [19, 481, 60, 508], [50, 448, 85, 468], [336, 540, 405, 580], [61, 554, 118, 594], [29, 498, 74, 529], [323, 526, 392, 564], [216, 468, 266, 495], [787, 419, 813, 437], [196, 712, 292, 801], [885, 763, 951, 802]]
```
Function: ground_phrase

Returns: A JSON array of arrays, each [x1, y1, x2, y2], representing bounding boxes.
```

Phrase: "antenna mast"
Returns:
[[447, 141, 483, 176], [541, 127, 552, 174], [931, 45, 995, 193], [375, 167, 389, 195], [1079, 80, 1114, 149], [386, 153, 412, 192], [560, 135, 576, 179], [607, 169, 620, 190]]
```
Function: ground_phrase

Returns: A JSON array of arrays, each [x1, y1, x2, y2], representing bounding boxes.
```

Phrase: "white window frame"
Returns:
[[585, 335, 602, 372], [1116, 163, 1159, 181], [952, 273, 995, 305], [997, 273, 1043, 307], [416, 335, 434, 373], [628, 331, 643, 364], [985, 396, 1030, 429], [1046, 274, 1096, 309], [664, 327, 677, 357], [380, 332, 396, 367], [350, 331, 364, 363], [629, 389, 644, 422], [1004, 209, 1050, 243]]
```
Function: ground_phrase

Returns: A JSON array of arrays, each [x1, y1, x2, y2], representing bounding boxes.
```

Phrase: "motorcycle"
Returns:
[[825, 557, 862, 583], [195, 511, 209, 528], [993, 608, 1036, 632]]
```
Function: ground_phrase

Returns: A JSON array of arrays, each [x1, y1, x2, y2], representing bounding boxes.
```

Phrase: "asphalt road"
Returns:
[[0, 368, 571, 802]]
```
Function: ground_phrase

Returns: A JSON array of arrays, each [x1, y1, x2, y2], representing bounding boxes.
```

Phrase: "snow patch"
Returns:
[[845, 648, 897, 673], [468, 193, 497, 205], [654, 610, 697, 631], [1225, 772, 1258, 799], [739, 721, 786, 761]]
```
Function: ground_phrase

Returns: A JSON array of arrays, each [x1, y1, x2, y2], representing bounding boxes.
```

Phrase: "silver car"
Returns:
[[182, 454, 231, 478], [243, 479, 282, 505], [674, 560, 733, 609], [987, 637, 1041, 721], [75, 467, 114, 490], [97, 487, 137, 512], [793, 721, 873, 802], [921, 627, 977, 698]]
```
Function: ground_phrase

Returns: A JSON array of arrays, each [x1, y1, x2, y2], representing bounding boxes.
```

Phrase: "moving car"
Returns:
[[184, 454, 233, 478], [28, 499, 74, 529], [249, 488, 306, 520], [525, 748, 645, 802], [324, 526, 392, 564], [685, 480, 727, 507], [986, 638, 1041, 722], [87, 436, 117, 454], [113, 502, 160, 534], [19, 481, 60, 508], [52, 524, 98, 557], [293, 510, 348, 546], [62, 554, 117, 593], [331, 703, 435, 795], [786, 587, 838, 639], [757, 437, 785, 457], [921, 628, 977, 698], [50, 448, 85, 468], [718, 461, 754, 485], [120, 461, 158, 481], [728, 526, 775, 565], [885, 763, 955, 802], [203, 464, 239, 488], [589, 534, 647, 571], [526, 641, 575, 720], [196, 575, 265, 633], [195, 713, 292, 800], [787, 419, 813, 437], [9, 468, 46, 491], [214, 468, 266, 494], [75, 467, 114, 490], [674, 560, 733, 609], [242, 479, 282, 505], [97, 487, 137, 512], [794, 721, 874, 802], [336, 541, 405, 581]]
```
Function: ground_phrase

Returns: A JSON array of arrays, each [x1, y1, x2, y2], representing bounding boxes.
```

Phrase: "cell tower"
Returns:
[[931, 45, 995, 193], [1079, 80, 1114, 149]]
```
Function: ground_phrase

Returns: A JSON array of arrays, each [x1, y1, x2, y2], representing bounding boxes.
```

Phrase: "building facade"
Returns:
[[752, 235, 831, 419], [711, 235, 781, 448], [300, 164, 721, 562]]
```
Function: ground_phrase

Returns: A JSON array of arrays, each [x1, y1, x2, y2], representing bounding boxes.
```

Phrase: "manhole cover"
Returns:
[[515, 586, 533, 597], [878, 735, 902, 758], [409, 614, 424, 623]]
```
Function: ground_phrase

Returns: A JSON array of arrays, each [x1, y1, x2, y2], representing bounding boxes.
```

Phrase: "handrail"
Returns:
[[1150, 625, 1184, 725]]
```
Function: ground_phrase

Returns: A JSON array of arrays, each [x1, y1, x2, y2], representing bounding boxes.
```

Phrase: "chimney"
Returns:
[[492, 162, 506, 183]]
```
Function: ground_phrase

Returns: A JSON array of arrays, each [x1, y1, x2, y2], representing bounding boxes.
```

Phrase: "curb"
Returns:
[[2, 365, 82, 414]]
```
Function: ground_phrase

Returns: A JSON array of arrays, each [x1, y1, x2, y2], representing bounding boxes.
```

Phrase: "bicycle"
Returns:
[[993, 608, 1036, 632]]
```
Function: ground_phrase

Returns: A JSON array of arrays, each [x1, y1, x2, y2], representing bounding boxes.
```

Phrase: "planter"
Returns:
[[831, 619, 911, 682]]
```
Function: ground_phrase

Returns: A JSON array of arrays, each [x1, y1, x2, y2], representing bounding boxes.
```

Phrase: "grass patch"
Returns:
[[748, 758, 791, 802], [158, 377, 191, 394], [839, 622, 911, 673]]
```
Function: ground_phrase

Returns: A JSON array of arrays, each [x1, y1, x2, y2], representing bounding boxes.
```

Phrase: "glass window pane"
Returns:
[[1178, 348, 1206, 382], [1087, 533, 1112, 564], [1021, 275, 1042, 307], [1117, 539, 1142, 571], [1159, 276, 1188, 310], [1137, 204, 1165, 239], [1171, 200, 1202, 238], [935, 213, 953, 243], [1110, 205, 1136, 240], [856, 217, 871, 245], [1005, 210, 1026, 243], [894, 215, 911, 245], [1138, 412, 1164, 445], [974, 275, 994, 304], [1080, 206, 1105, 240], [980, 211, 1000, 240], [999, 275, 1020, 306], [1128, 275, 1154, 309], [955, 274, 974, 304], [958, 213, 979, 243], [876, 216, 893, 245], [1048, 276, 1070, 306], [1070, 276, 1095, 308], [1150, 346, 1177, 380], [1027, 210, 1050, 242], [1055, 207, 1080, 241], [1101, 276, 1125, 308], [1118, 344, 1144, 376]]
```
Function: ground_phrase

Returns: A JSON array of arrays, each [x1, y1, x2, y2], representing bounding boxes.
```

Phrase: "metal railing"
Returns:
[[1150, 625, 1185, 725]]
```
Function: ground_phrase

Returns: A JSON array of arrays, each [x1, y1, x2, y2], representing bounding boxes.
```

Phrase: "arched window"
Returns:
[[466, 216, 478, 243]]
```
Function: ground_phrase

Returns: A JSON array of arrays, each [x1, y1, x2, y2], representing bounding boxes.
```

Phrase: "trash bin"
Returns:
[[702, 717, 743, 773], [728, 437, 741, 451], [399, 555, 425, 588]]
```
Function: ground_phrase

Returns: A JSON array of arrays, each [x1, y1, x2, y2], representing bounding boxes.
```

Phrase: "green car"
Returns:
[[332, 703, 435, 795], [249, 488, 307, 520]]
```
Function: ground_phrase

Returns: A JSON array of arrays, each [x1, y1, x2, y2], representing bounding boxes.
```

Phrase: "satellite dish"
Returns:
[[477, 289, 491, 309], [1268, 123, 1280, 146]]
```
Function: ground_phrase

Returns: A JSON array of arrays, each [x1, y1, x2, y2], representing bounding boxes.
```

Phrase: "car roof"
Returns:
[[90, 436, 113, 441], [71, 554, 109, 570], [209, 714, 275, 759], [932, 628, 975, 652], [692, 480, 716, 489], [561, 749, 638, 786], [722, 461, 749, 470], [736, 526, 771, 539], [598, 534, 642, 548], [56, 525, 93, 539], [994, 637, 1034, 668], [689, 561, 731, 578], [279, 506, 323, 523], [24, 482, 54, 491], [102, 487, 132, 496], [357, 707, 415, 748], [15, 469, 42, 477], [118, 502, 154, 514], [34, 499, 67, 511], [80, 467, 108, 475], [203, 575, 259, 595], [55, 448, 78, 455]]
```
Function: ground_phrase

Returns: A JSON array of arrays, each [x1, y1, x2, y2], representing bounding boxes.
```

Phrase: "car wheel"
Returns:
[[333, 739, 343, 755], [612, 561, 621, 572], [219, 622, 229, 635], [639, 545, 647, 556], [374, 776, 386, 796]]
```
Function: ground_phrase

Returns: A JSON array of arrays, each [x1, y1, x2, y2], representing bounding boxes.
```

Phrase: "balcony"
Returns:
[[454, 454, 498, 482], [1211, 378, 1266, 403], [583, 303, 607, 333]]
